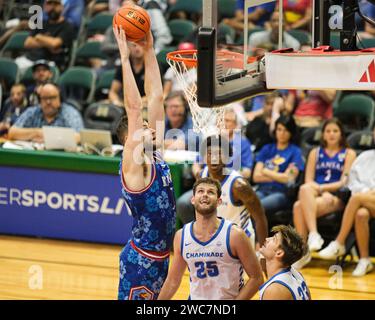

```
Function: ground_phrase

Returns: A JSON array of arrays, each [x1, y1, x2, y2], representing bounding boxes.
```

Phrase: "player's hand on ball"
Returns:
[[113, 26, 130, 60], [138, 30, 154, 51]]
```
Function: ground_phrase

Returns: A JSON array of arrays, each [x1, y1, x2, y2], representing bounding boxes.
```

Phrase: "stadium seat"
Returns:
[[21, 65, 60, 87], [86, 12, 114, 37], [156, 46, 176, 75], [58, 67, 96, 109], [73, 41, 107, 66], [84, 102, 124, 141], [334, 93, 375, 134], [299, 126, 322, 159], [0, 31, 29, 57], [168, 0, 202, 16], [218, 0, 236, 19], [347, 129, 374, 155], [168, 19, 197, 45], [238, 26, 265, 45], [0, 57, 19, 92], [95, 69, 116, 101], [218, 23, 236, 43], [287, 29, 311, 46]]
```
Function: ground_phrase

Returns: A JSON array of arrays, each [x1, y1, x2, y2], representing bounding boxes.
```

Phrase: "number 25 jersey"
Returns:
[[181, 218, 243, 300]]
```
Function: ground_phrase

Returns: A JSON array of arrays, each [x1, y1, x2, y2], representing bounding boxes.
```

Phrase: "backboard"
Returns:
[[197, 0, 275, 108]]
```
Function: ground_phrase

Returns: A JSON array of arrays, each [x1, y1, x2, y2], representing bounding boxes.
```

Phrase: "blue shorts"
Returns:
[[118, 240, 170, 300]]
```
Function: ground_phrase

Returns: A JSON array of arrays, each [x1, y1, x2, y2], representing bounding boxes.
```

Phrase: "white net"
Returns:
[[166, 50, 225, 137]]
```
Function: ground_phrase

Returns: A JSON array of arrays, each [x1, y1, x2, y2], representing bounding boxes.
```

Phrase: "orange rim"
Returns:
[[167, 49, 260, 70], [167, 50, 197, 68]]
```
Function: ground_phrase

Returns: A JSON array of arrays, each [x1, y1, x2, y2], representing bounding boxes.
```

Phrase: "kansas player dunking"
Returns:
[[293, 118, 356, 269], [259, 225, 311, 300], [158, 177, 264, 300], [113, 27, 176, 300]]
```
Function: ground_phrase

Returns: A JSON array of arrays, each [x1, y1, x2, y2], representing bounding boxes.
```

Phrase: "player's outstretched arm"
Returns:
[[230, 226, 264, 300], [113, 26, 145, 190], [232, 178, 268, 246], [142, 30, 165, 148], [158, 230, 187, 300]]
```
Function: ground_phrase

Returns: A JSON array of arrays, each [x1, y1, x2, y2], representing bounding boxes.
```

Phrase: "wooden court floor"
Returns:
[[0, 235, 374, 300]]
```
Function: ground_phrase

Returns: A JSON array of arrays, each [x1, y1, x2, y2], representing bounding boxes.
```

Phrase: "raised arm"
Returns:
[[232, 178, 268, 246], [142, 31, 165, 147], [113, 26, 145, 190], [158, 230, 187, 300]]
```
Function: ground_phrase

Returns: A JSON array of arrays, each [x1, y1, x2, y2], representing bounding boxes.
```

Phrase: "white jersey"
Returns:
[[201, 167, 255, 246], [181, 218, 244, 300], [259, 267, 310, 300]]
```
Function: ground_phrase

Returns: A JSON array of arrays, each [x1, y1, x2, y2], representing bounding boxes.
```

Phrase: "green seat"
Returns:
[[74, 41, 107, 65], [156, 46, 177, 73], [287, 29, 311, 46], [87, 12, 114, 36], [218, 23, 236, 43], [168, 19, 196, 45], [21, 65, 60, 86], [241, 26, 265, 45], [1, 31, 29, 56], [95, 69, 116, 100], [218, 0, 236, 19], [168, 0, 202, 15], [334, 94, 375, 133], [0, 57, 19, 91], [330, 32, 340, 49], [360, 38, 375, 49], [58, 67, 96, 107]]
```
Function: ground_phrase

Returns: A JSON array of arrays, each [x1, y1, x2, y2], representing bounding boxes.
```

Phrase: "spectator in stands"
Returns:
[[274, 0, 312, 31], [62, 0, 85, 33], [164, 91, 196, 151], [222, 0, 276, 33], [253, 115, 304, 217], [16, 0, 75, 72], [87, 0, 109, 17], [245, 93, 284, 153], [101, 26, 120, 69], [319, 123, 375, 277], [357, 0, 375, 37], [109, 41, 145, 106], [8, 83, 83, 142], [26, 60, 55, 106], [0, 84, 28, 135], [110, 0, 172, 54], [249, 11, 301, 51], [0, 20, 29, 50], [286, 90, 336, 128], [223, 107, 253, 179], [292, 118, 357, 269]]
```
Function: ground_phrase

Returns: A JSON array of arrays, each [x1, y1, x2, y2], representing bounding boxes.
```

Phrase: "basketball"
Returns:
[[113, 4, 151, 42]]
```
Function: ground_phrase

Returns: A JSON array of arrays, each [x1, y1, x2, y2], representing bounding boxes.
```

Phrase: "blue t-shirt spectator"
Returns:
[[236, 0, 276, 27], [13, 103, 84, 132], [256, 142, 305, 192], [62, 0, 85, 31], [230, 131, 254, 171]]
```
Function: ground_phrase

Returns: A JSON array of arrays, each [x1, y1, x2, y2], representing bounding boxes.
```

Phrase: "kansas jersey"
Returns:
[[201, 167, 255, 246], [259, 267, 310, 300], [315, 147, 347, 184], [120, 150, 176, 252], [181, 219, 244, 300]]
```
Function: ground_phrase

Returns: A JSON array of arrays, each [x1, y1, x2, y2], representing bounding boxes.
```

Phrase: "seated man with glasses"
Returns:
[[8, 83, 83, 143]]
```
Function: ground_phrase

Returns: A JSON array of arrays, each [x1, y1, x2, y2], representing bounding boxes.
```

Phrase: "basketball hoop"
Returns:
[[167, 49, 245, 136]]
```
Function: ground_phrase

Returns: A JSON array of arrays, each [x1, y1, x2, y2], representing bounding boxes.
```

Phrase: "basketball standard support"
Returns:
[[197, 0, 270, 108]]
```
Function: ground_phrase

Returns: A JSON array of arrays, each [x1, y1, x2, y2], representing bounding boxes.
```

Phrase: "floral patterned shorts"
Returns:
[[118, 240, 169, 300]]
